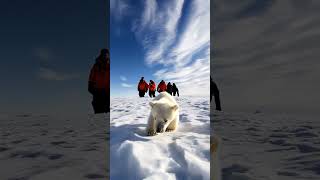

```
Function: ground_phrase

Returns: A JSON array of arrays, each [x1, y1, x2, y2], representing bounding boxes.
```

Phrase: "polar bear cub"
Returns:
[[146, 92, 179, 136]]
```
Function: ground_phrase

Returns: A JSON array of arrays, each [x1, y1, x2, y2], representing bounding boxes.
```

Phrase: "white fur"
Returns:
[[146, 92, 179, 136]]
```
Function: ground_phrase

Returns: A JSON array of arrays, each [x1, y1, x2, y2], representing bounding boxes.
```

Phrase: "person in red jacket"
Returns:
[[88, 49, 110, 114], [157, 80, 167, 93], [148, 80, 156, 98], [137, 77, 149, 97]]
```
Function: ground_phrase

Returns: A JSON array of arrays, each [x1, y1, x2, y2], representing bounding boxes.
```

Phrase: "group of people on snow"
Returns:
[[87, 48, 222, 114], [137, 77, 179, 98]]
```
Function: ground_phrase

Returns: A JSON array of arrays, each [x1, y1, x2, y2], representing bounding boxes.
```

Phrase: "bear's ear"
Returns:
[[171, 105, 178, 111]]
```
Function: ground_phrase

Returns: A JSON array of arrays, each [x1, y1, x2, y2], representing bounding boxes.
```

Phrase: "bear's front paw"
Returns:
[[158, 123, 166, 133], [147, 129, 157, 136]]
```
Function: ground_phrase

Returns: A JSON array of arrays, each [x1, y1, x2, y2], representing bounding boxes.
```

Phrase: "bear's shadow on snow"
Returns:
[[110, 124, 151, 143]]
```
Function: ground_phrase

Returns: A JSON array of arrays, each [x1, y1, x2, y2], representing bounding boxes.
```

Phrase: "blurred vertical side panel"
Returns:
[[0, 0, 110, 179], [211, 0, 320, 180]]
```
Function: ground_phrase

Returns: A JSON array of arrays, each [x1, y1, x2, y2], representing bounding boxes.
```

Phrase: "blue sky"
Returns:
[[0, 1, 108, 117], [110, 0, 210, 97]]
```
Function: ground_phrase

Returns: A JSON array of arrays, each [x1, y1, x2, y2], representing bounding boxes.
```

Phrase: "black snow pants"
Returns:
[[92, 90, 109, 114], [149, 90, 155, 98], [139, 91, 146, 97]]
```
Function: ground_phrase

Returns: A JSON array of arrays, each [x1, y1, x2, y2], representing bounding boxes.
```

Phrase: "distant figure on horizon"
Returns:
[[88, 49, 110, 114], [211, 76, 221, 111], [157, 80, 167, 93], [137, 77, 149, 97], [166, 82, 173, 95], [172, 83, 179, 97], [148, 80, 156, 98]]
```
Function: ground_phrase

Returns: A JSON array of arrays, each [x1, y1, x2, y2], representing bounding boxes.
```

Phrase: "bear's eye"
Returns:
[[164, 119, 167, 122]]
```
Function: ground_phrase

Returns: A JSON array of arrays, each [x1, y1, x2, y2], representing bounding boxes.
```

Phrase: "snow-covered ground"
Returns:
[[0, 113, 109, 180], [110, 96, 210, 180], [212, 110, 320, 180], [3, 97, 318, 180]]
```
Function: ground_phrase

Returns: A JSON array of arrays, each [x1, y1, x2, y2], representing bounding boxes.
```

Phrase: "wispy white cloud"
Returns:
[[121, 83, 133, 88], [141, 0, 158, 29], [120, 76, 133, 88], [154, 57, 210, 96], [120, 76, 127, 81], [133, 0, 210, 96], [168, 0, 210, 67], [37, 67, 79, 81], [113, 0, 210, 96], [133, 0, 185, 65], [110, 0, 130, 23]]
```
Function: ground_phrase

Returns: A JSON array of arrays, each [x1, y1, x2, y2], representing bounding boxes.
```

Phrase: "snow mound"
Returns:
[[110, 96, 210, 180]]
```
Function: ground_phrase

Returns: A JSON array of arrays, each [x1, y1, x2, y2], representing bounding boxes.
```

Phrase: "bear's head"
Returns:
[[149, 101, 179, 123]]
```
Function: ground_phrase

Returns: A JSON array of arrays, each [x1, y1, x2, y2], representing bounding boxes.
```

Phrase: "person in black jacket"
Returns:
[[211, 76, 221, 111], [172, 83, 179, 97], [166, 82, 173, 95]]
